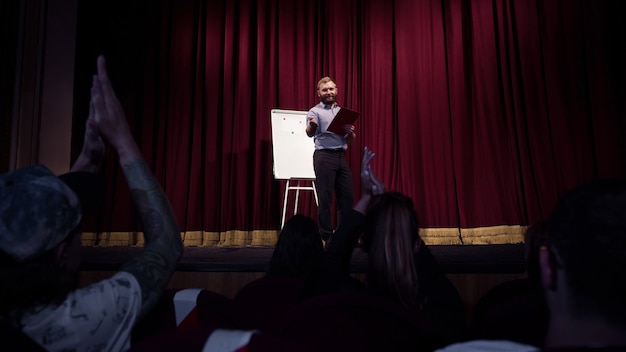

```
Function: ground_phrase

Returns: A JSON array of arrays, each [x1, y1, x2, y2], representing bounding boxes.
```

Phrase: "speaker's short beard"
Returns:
[[321, 95, 336, 105]]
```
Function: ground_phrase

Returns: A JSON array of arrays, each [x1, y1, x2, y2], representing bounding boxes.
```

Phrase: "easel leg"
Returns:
[[294, 180, 301, 216], [311, 180, 318, 206], [281, 180, 290, 229]]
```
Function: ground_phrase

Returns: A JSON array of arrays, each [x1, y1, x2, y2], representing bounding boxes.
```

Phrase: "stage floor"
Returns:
[[81, 244, 526, 274]]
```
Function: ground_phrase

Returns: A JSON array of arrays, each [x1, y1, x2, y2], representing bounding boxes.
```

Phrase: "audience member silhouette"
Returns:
[[468, 220, 550, 346], [438, 177, 626, 351], [266, 214, 324, 279], [539, 177, 626, 350], [365, 191, 467, 342], [233, 214, 325, 333], [0, 55, 183, 351], [318, 146, 467, 344]]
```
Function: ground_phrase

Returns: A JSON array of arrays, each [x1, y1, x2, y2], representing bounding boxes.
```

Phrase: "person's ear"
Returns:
[[55, 241, 68, 263], [539, 245, 556, 290], [413, 238, 422, 254]]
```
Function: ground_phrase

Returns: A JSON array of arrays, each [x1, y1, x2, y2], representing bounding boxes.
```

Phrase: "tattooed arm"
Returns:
[[116, 161, 182, 317], [91, 55, 183, 317]]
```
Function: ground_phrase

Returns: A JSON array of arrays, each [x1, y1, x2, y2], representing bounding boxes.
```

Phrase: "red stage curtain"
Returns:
[[74, 0, 626, 246]]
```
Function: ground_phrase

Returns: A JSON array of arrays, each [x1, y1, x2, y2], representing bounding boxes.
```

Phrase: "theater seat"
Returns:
[[276, 291, 446, 352], [470, 278, 548, 347], [130, 328, 314, 352], [233, 276, 307, 334], [132, 288, 242, 344], [130, 328, 215, 351]]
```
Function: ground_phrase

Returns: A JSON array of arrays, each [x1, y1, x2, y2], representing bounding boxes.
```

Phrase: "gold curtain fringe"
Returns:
[[459, 225, 528, 245], [82, 231, 138, 247], [419, 228, 463, 245], [83, 225, 527, 247], [82, 230, 280, 247]]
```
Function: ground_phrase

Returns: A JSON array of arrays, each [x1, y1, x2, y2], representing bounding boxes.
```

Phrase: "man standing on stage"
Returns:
[[306, 76, 356, 247]]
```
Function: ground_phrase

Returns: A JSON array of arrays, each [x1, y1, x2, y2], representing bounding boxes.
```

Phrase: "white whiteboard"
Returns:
[[271, 109, 316, 179]]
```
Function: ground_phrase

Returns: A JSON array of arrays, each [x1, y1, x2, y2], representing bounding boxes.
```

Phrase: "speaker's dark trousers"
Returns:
[[313, 148, 354, 240]]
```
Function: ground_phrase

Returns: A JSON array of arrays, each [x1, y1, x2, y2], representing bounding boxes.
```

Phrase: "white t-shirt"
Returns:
[[435, 340, 540, 352], [21, 271, 142, 352]]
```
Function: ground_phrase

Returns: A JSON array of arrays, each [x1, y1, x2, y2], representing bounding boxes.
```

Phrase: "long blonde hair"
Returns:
[[363, 192, 421, 309]]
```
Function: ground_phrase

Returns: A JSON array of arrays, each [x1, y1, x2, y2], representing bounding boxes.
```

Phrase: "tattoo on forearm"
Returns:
[[119, 160, 183, 315]]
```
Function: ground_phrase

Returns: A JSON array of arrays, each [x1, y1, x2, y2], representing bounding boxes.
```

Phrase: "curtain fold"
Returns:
[[74, 0, 626, 246]]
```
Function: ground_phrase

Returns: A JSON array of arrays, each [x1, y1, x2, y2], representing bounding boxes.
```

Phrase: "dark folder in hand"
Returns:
[[327, 107, 360, 135]]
